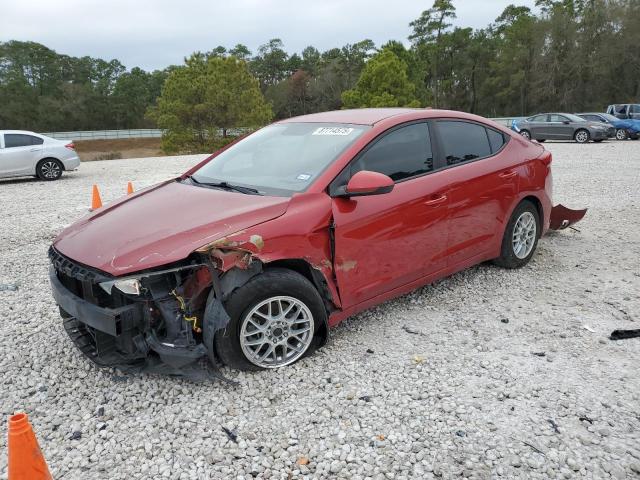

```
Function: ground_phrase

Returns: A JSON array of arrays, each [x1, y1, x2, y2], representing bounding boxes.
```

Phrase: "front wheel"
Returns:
[[616, 129, 627, 140], [36, 158, 63, 180], [215, 268, 326, 371], [493, 200, 540, 269], [574, 129, 590, 143]]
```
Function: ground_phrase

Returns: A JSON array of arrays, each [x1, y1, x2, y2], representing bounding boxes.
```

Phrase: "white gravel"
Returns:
[[0, 143, 639, 479]]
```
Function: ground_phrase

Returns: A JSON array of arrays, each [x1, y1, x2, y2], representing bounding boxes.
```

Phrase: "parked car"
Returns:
[[512, 113, 614, 143], [0, 130, 80, 180], [577, 112, 640, 140], [49, 108, 584, 374], [606, 104, 640, 120]]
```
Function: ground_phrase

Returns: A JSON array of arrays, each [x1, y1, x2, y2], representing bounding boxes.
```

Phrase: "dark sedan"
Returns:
[[513, 113, 614, 143]]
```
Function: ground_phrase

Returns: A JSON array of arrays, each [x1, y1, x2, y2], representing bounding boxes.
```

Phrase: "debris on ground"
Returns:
[[547, 419, 560, 434], [222, 426, 238, 443], [402, 325, 425, 335], [532, 352, 546, 357], [582, 325, 596, 333], [0, 283, 18, 292], [610, 329, 640, 341], [366, 348, 374, 354]]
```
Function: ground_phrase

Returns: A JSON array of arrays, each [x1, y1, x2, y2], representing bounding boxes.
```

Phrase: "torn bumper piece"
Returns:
[[549, 204, 587, 230], [48, 249, 233, 381]]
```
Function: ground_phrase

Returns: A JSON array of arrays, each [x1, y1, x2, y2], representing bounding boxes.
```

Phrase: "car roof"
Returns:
[[277, 108, 504, 127], [0, 130, 42, 136]]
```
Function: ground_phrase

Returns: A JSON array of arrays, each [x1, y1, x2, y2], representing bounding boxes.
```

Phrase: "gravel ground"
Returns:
[[0, 142, 639, 480]]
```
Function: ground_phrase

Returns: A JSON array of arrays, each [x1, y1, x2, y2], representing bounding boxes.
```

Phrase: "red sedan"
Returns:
[[49, 108, 585, 373]]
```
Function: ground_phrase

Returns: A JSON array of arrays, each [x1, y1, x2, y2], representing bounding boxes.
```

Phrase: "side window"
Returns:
[[549, 114, 568, 123], [486, 129, 505, 154], [630, 105, 640, 114], [4, 134, 38, 148], [31, 136, 44, 145], [531, 114, 547, 122], [438, 121, 492, 166], [351, 123, 433, 181]]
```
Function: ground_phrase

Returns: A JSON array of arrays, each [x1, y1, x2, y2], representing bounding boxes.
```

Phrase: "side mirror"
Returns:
[[338, 170, 394, 197], [563, 120, 570, 124]]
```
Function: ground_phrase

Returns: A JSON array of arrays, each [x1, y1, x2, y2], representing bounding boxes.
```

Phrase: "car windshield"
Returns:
[[599, 113, 619, 122], [190, 123, 369, 196]]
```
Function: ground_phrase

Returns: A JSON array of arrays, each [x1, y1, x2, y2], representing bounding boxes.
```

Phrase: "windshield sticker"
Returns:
[[296, 173, 312, 181], [312, 127, 354, 136]]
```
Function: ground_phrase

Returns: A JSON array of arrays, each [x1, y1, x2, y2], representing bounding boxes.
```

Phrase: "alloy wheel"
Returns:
[[512, 211, 536, 259], [41, 161, 61, 179], [575, 130, 589, 143], [239, 296, 314, 368], [616, 129, 627, 140], [520, 130, 531, 140]]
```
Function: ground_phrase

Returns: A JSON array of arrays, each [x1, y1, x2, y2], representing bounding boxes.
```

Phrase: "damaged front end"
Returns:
[[48, 247, 238, 380]]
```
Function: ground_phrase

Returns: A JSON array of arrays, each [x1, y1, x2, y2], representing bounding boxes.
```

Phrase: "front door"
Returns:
[[330, 122, 450, 308], [547, 114, 574, 140]]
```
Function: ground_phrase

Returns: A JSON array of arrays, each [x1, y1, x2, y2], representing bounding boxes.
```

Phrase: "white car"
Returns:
[[0, 130, 80, 181]]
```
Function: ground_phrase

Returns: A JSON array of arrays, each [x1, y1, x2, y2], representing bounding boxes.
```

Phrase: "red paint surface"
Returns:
[[54, 108, 556, 325]]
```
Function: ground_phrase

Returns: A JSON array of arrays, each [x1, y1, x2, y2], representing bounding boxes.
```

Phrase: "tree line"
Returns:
[[1, 0, 638, 146]]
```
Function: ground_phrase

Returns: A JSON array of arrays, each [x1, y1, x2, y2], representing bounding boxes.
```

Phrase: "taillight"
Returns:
[[65, 143, 76, 150], [539, 150, 552, 166]]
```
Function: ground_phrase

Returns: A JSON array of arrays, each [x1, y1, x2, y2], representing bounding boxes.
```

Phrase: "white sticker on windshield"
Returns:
[[312, 127, 354, 136], [297, 173, 311, 181]]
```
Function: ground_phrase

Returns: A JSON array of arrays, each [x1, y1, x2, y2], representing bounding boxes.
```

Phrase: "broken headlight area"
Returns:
[[48, 247, 232, 381]]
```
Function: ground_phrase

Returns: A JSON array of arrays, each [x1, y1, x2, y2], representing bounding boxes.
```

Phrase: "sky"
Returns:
[[1, 0, 537, 71]]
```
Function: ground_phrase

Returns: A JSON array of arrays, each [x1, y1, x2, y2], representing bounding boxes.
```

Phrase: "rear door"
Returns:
[[433, 120, 518, 266], [629, 105, 640, 120], [0, 133, 43, 176], [528, 114, 548, 139], [330, 121, 451, 308]]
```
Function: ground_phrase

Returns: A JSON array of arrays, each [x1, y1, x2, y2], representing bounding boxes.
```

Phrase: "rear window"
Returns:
[[4, 134, 43, 148], [437, 121, 492, 166]]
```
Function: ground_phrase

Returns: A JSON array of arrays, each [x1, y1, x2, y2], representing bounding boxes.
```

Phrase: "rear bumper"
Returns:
[[62, 156, 81, 170]]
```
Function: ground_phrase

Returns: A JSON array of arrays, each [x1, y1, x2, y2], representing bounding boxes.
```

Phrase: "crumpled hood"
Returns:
[[53, 180, 290, 276]]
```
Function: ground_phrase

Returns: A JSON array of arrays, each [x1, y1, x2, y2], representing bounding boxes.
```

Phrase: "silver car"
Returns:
[[513, 113, 614, 143], [0, 130, 80, 180]]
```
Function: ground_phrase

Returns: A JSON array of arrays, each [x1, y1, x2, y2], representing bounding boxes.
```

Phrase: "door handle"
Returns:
[[499, 170, 517, 179], [29, 148, 40, 152], [424, 194, 447, 206]]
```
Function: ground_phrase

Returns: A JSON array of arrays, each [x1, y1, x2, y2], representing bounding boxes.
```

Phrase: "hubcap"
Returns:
[[512, 211, 536, 259], [520, 131, 530, 139], [240, 296, 314, 368], [616, 129, 626, 140], [576, 131, 588, 143], [41, 161, 61, 179]]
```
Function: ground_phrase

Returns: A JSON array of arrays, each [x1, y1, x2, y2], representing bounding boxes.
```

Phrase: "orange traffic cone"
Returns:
[[91, 184, 102, 210], [8, 413, 52, 480], [126, 182, 134, 195]]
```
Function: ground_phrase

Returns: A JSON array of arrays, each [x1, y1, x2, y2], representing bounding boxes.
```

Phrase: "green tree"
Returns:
[[341, 49, 420, 108], [151, 55, 272, 153]]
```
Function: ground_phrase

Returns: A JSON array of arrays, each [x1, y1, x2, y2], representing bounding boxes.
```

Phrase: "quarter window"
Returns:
[[4, 134, 43, 148], [486, 129, 505, 154], [351, 123, 433, 181], [437, 121, 492, 166]]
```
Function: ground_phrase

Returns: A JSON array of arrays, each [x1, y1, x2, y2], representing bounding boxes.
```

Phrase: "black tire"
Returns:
[[520, 130, 531, 140], [36, 158, 63, 181], [215, 268, 327, 371], [615, 129, 627, 140], [493, 200, 541, 269], [574, 129, 590, 144], [537, 139, 546, 143]]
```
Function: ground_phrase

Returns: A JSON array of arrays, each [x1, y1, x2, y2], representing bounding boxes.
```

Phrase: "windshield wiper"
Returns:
[[187, 176, 263, 195]]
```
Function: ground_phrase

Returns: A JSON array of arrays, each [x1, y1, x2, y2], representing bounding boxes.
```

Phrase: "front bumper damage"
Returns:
[[48, 247, 239, 381]]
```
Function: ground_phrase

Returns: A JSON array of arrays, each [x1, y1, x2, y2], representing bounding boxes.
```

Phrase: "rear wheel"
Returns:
[[574, 129, 590, 143], [616, 129, 627, 140], [520, 130, 531, 140], [36, 158, 63, 180], [215, 268, 326, 371], [493, 200, 540, 269]]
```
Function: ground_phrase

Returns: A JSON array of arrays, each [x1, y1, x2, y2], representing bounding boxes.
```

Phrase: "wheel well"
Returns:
[[521, 196, 543, 236], [36, 157, 64, 172]]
